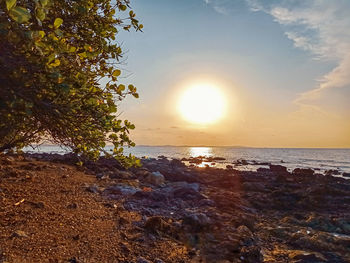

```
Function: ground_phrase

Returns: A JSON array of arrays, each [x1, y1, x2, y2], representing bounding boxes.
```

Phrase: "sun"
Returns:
[[178, 83, 226, 124]]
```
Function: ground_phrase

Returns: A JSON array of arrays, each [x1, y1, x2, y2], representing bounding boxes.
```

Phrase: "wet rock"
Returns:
[[144, 171, 165, 186], [293, 168, 314, 176], [182, 213, 211, 232], [325, 169, 340, 176], [343, 172, 350, 177]]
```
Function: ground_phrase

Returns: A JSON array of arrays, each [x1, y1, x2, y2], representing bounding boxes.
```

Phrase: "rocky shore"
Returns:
[[1, 153, 350, 262]]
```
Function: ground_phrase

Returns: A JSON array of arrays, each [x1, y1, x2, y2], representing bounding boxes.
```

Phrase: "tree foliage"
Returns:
[[0, 0, 143, 166]]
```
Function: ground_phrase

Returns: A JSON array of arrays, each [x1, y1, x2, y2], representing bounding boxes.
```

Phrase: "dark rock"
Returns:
[[269, 164, 288, 174], [342, 172, 350, 177], [212, 157, 226, 161], [67, 203, 78, 209], [86, 185, 100, 194], [144, 171, 165, 185], [293, 168, 314, 176], [325, 169, 340, 176], [239, 246, 263, 263], [68, 257, 78, 263], [182, 213, 211, 232], [256, 167, 272, 174], [137, 257, 151, 263], [226, 165, 233, 169], [104, 185, 139, 196], [109, 170, 134, 179], [11, 230, 28, 238], [170, 159, 184, 167], [144, 216, 172, 235], [28, 201, 45, 209], [237, 225, 254, 245]]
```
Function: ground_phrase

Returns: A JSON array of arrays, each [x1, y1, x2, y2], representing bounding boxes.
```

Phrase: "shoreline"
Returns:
[[1, 153, 350, 262]]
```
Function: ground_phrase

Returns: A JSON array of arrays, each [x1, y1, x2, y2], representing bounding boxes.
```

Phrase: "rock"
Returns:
[[110, 170, 134, 179], [137, 257, 151, 263], [169, 181, 200, 192], [269, 164, 288, 174], [104, 185, 140, 196], [292, 168, 314, 176], [237, 225, 254, 245], [1, 156, 15, 165], [11, 230, 28, 238], [212, 157, 226, 161], [86, 185, 100, 194], [226, 165, 233, 169], [170, 159, 184, 167], [172, 185, 205, 201], [243, 182, 268, 192], [289, 250, 327, 262], [343, 172, 350, 177], [325, 169, 340, 176], [67, 203, 78, 209], [182, 213, 211, 232], [239, 246, 263, 263], [238, 159, 248, 165], [256, 167, 272, 174], [144, 216, 172, 235], [144, 171, 165, 186]]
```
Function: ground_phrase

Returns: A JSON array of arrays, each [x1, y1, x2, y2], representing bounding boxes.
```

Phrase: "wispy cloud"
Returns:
[[247, 0, 350, 105], [203, 0, 246, 15]]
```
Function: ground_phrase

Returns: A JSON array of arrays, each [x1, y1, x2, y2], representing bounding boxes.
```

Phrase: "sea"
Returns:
[[24, 145, 350, 175]]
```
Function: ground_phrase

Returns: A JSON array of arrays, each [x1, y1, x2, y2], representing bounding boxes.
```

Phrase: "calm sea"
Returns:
[[25, 145, 350, 174]]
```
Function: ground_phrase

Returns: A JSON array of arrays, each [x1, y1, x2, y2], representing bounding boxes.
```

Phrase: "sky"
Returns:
[[116, 0, 350, 148]]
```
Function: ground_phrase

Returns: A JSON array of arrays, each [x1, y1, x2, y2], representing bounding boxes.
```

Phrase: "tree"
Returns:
[[0, 0, 143, 166]]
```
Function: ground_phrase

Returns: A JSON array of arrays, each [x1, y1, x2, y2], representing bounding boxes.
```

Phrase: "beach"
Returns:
[[1, 153, 350, 262]]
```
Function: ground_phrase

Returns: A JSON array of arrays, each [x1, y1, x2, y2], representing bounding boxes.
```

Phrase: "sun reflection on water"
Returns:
[[189, 147, 213, 158]]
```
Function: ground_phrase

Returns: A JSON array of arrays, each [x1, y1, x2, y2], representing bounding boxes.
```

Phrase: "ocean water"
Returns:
[[25, 145, 350, 174]]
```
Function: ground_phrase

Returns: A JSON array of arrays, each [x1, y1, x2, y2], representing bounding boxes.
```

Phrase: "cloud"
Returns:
[[203, 0, 247, 15], [247, 0, 350, 105]]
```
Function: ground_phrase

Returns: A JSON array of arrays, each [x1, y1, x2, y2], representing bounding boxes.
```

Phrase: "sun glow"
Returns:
[[178, 83, 226, 125]]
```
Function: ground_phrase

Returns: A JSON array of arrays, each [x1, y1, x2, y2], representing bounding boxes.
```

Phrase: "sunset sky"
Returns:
[[117, 0, 350, 148]]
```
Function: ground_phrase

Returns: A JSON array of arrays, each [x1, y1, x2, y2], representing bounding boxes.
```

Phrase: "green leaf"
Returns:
[[119, 4, 127, 11], [40, 0, 49, 7], [9, 6, 31, 23], [112, 69, 121, 77], [36, 8, 46, 21], [6, 0, 16, 11], [49, 58, 60, 67], [54, 18, 63, 28], [38, 30, 45, 38]]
